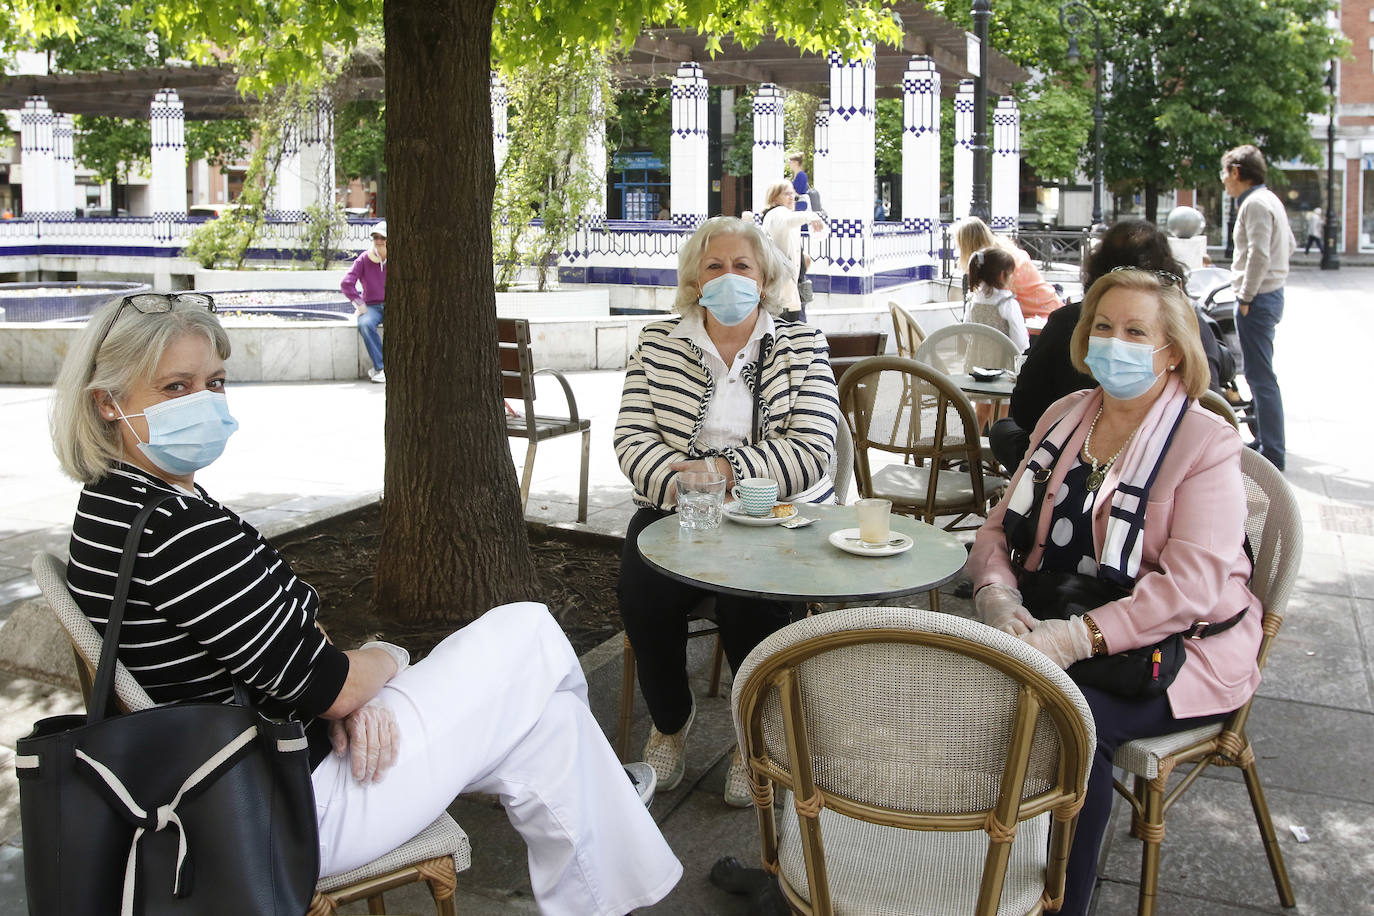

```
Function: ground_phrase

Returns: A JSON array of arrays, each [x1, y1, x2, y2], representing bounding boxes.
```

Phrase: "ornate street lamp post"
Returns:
[[1060, 1, 1104, 228], [969, 0, 991, 221], [1321, 63, 1340, 270]]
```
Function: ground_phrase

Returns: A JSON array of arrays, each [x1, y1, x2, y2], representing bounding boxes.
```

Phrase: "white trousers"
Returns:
[[311, 601, 682, 915]]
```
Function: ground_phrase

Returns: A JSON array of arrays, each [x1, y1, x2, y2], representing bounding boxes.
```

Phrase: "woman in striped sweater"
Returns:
[[615, 216, 839, 807], [49, 295, 681, 915]]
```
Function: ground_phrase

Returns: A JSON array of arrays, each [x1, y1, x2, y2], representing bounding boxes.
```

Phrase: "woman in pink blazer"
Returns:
[[967, 268, 1261, 915]]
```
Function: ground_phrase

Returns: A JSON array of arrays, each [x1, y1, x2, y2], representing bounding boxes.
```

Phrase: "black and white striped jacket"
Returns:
[[66, 464, 348, 728], [615, 317, 839, 509]]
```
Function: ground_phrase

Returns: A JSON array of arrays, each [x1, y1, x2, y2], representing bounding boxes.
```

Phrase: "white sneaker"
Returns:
[[624, 762, 657, 809], [368, 368, 386, 384], [642, 697, 694, 792], [724, 748, 752, 808]]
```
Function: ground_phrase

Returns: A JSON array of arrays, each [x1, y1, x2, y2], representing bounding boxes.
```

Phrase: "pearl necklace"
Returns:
[[1082, 406, 1139, 491]]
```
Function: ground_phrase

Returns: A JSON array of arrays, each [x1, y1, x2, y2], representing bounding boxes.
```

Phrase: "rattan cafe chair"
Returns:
[[914, 322, 1020, 378], [732, 606, 1096, 916], [31, 551, 470, 916], [1197, 388, 1242, 432], [1108, 448, 1302, 915]]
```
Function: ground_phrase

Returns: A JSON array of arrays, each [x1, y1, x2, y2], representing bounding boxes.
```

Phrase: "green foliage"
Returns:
[[723, 90, 754, 177], [1018, 82, 1090, 182], [782, 91, 819, 176], [336, 99, 386, 181], [492, 47, 613, 291], [182, 110, 284, 269], [74, 116, 151, 185], [302, 198, 348, 268], [874, 97, 901, 176], [610, 88, 671, 173], [185, 120, 253, 167]]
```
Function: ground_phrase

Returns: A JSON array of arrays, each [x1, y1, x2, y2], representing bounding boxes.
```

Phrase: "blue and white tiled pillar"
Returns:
[[54, 113, 76, 218], [150, 89, 187, 240], [491, 72, 509, 175], [751, 83, 784, 214], [902, 56, 940, 256], [825, 49, 876, 295], [812, 100, 831, 204], [953, 79, 975, 222], [670, 62, 708, 229], [19, 97, 58, 219], [579, 82, 607, 223], [991, 95, 1021, 233]]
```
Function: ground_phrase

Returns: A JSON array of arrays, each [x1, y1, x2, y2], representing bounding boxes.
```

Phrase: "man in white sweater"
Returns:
[[1222, 144, 1296, 471]]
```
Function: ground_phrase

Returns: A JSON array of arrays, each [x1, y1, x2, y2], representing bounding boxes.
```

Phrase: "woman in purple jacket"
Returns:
[[341, 221, 387, 383]]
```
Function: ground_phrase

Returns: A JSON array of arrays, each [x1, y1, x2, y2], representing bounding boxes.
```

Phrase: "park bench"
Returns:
[[498, 317, 591, 522]]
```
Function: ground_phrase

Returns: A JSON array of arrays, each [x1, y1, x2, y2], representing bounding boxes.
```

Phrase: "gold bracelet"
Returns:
[[1083, 614, 1107, 657]]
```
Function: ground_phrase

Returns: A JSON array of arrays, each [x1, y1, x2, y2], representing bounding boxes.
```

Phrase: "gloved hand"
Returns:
[[973, 584, 1036, 636], [1019, 615, 1094, 670], [329, 699, 400, 784]]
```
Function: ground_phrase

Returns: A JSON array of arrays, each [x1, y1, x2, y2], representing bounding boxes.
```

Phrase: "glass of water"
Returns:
[[677, 471, 727, 530]]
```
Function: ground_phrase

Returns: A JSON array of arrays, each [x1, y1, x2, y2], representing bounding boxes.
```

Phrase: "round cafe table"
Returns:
[[636, 503, 967, 603]]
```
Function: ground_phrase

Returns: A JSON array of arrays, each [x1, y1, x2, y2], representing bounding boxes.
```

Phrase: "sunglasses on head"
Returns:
[[1107, 265, 1184, 289], [88, 292, 217, 379]]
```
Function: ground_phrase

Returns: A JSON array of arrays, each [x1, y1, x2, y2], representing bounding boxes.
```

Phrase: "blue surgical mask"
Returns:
[[698, 273, 760, 327], [115, 390, 239, 476], [1084, 337, 1169, 401]]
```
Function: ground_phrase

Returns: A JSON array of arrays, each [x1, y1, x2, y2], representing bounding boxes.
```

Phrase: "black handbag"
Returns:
[[16, 495, 320, 915], [1011, 469, 1247, 699]]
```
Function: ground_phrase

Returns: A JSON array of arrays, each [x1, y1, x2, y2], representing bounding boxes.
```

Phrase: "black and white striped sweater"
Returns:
[[66, 464, 349, 733], [615, 317, 839, 508]]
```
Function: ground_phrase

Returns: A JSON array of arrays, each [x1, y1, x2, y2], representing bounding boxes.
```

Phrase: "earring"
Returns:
[[1169, 365, 1176, 371]]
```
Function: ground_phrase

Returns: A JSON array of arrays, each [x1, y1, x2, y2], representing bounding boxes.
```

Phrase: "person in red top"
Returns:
[[341, 221, 387, 383]]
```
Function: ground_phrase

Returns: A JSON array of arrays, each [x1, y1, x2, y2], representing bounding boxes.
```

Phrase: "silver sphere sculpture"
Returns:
[[1166, 206, 1206, 239]]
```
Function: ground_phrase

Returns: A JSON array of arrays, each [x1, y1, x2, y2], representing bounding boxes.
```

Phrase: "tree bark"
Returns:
[[377, 0, 538, 623], [1144, 181, 1158, 226]]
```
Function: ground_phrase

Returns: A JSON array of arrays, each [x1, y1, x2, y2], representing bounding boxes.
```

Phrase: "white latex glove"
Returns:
[[1019, 616, 1094, 670], [329, 699, 400, 784], [360, 640, 410, 678], [973, 584, 1036, 636]]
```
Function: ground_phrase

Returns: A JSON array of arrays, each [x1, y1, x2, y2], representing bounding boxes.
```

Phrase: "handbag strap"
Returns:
[[89, 492, 177, 725]]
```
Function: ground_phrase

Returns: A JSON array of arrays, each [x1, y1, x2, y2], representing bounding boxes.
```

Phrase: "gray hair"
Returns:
[[673, 216, 790, 318], [51, 297, 232, 484]]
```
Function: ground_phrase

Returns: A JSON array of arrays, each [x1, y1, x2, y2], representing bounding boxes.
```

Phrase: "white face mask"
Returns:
[[114, 390, 239, 476]]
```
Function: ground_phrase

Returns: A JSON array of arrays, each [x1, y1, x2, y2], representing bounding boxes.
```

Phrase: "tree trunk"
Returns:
[[376, 0, 538, 623], [1144, 181, 1159, 225]]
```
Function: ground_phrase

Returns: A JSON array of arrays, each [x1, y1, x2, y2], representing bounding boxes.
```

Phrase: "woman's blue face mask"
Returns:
[[698, 273, 760, 327], [1084, 336, 1169, 401], [115, 389, 239, 476]]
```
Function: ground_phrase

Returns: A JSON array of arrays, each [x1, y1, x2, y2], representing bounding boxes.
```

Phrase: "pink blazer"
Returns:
[[969, 388, 1262, 718]]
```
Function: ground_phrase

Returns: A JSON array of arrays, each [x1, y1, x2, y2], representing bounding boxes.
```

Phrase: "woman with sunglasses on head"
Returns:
[[50, 294, 682, 914], [966, 270, 1262, 915]]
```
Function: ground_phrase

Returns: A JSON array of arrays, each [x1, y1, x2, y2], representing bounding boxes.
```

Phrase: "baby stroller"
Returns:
[[1185, 266, 1257, 438]]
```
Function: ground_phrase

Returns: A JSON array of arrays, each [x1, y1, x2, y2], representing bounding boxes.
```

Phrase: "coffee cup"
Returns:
[[731, 477, 779, 517]]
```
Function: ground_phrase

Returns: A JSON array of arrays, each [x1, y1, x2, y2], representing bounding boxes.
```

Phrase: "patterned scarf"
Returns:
[[1003, 378, 1191, 588]]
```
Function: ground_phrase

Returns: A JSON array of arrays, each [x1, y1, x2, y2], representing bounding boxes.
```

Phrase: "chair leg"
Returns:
[[519, 441, 537, 513], [1240, 758, 1297, 907], [928, 588, 941, 613], [616, 635, 637, 762], [577, 428, 591, 523], [1136, 777, 1166, 916], [707, 634, 725, 698]]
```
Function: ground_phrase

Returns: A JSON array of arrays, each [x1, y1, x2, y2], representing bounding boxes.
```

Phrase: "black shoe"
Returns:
[[709, 856, 773, 897], [952, 578, 974, 599]]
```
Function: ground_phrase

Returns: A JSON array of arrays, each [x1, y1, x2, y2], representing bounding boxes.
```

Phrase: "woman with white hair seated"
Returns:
[[615, 216, 839, 807], [50, 293, 682, 915]]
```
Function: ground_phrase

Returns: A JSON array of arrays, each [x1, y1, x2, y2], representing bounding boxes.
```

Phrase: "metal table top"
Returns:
[[636, 503, 968, 602], [949, 371, 1017, 399]]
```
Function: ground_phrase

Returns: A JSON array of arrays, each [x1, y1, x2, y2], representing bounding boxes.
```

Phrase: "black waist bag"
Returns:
[[1016, 568, 1184, 699], [15, 494, 319, 915]]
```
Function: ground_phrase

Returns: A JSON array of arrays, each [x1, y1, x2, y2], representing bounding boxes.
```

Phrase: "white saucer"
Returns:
[[828, 528, 914, 557], [724, 502, 798, 526]]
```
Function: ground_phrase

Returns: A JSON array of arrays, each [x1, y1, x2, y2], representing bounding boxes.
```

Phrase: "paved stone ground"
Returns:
[[1, 266, 1371, 914]]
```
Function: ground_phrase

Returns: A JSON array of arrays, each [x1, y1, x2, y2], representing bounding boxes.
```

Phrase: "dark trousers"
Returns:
[[617, 507, 796, 734], [1061, 687, 1228, 916], [1237, 289, 1285, 470], [1304, 234, 1323, 254]]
